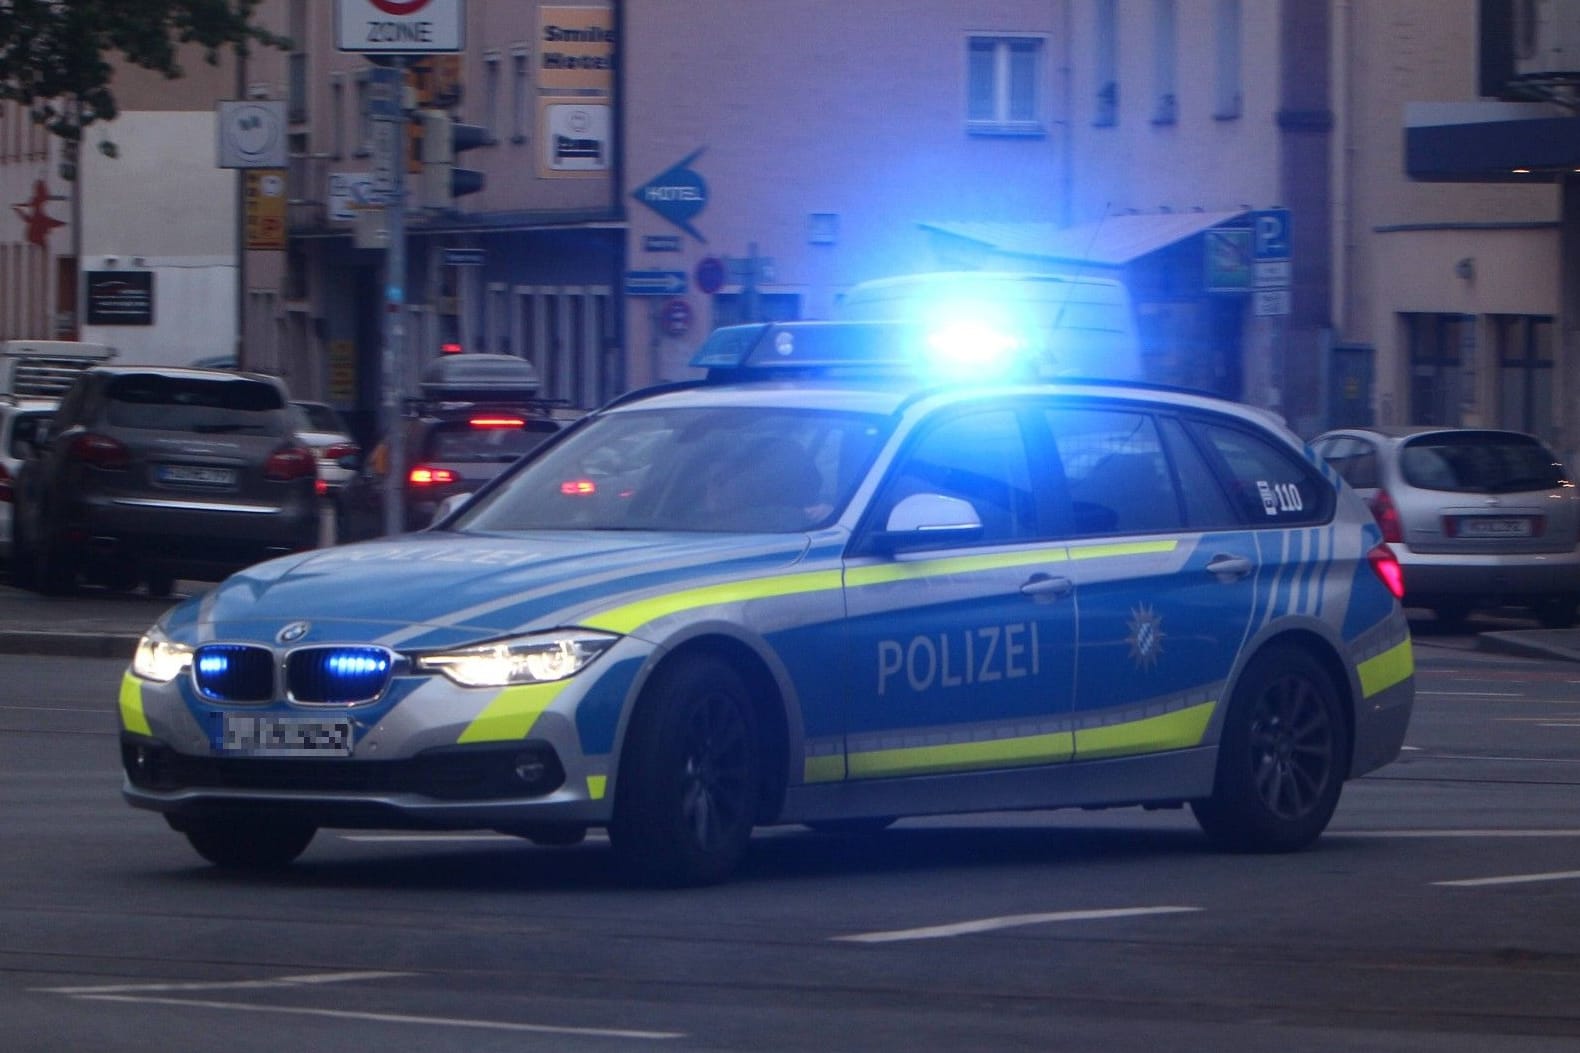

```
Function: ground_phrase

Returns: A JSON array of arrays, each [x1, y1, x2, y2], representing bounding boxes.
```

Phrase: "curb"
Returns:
[[0, 631, 141, 660]]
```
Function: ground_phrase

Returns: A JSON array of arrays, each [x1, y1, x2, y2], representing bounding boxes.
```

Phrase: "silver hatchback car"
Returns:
[[1312, 426, 1580, 627]]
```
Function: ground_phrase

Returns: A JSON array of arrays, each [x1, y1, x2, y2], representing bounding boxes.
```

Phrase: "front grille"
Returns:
[[193, 645, 274, 702], [287, 646, 394, 704], [122, 740, 566, 800]]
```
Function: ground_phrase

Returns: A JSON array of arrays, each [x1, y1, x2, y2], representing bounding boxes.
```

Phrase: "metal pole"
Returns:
[[235, 36, 248, 370], [379, 57, 409, 537]]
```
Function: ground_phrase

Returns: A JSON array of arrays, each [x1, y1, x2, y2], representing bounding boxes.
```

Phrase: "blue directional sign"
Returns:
[[632, 148, 709, 242], [624, 270, 688, 296]]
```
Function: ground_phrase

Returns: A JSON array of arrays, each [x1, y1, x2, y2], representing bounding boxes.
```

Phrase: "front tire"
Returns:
[[1192, 644, 1347, 853], [181, 816, 316, 871], [609, 656, 759, 886]]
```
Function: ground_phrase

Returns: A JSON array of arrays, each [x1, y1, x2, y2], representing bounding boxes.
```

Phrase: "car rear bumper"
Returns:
[[1398, 547, 1580, 599], [67, 495, 319, 574]]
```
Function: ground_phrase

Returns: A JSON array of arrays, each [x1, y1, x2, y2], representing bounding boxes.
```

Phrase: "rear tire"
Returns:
[[1192, 644, 1347, 853], [32, 533, 79, 596], [609, 656, 759, 886], [181, 817, 316, 871], [1534, 595, 1578, 629], [1432, 602, 1470, 630]]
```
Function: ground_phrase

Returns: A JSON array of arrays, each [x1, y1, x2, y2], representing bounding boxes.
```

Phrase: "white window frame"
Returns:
[[966, 33, 1047, 137]]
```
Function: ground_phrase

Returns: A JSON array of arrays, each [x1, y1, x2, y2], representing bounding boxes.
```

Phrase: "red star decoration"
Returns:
[[11, 179, 66, 248]]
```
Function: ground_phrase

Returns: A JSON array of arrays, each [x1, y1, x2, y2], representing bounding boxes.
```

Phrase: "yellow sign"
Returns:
[[538, 5, 615, 93], [328, 339, 356, 402], [244, 169, 287, 251]]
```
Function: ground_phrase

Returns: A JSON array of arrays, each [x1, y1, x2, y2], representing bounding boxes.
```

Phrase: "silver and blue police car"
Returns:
[[120, 320, 1414, 885]]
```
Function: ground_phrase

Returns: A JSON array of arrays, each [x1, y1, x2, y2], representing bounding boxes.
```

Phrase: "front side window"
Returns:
[[872, 408, 1036, 545], [967, 35, 1045, 135], [459, 405, 891, 534]]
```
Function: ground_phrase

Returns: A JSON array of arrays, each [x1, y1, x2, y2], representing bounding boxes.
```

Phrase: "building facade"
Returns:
[[4, 2, 1573, 460]]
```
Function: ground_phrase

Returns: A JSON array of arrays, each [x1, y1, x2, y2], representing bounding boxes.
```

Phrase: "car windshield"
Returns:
[[1399, 432, 1569, 494], [105, 375, 285, 436], [422, 420, 555, 463], [455, 404, 892, 532]]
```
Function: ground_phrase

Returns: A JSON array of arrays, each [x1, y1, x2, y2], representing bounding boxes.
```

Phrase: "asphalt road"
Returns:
[[3, 637, 1579, 1052]]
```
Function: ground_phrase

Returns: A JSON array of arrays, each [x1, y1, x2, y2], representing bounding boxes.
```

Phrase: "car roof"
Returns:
[[85, 363, 282, 383]]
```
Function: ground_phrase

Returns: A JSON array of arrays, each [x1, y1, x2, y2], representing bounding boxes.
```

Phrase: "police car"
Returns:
[[119, 320, 1415, 886]]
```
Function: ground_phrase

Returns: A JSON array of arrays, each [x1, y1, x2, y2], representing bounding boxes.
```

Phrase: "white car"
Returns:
[[290, 401, 359, 493], [0, 396, 56, 563]]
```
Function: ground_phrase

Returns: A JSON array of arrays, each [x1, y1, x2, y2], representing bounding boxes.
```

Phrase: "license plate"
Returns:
[[221, 714, 352, 756], [159, 464, 237, 486], [1459, 516, 1533, 538]]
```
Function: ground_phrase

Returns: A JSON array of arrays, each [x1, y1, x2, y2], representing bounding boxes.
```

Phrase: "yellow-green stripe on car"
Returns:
[[1357, 638, 1414, 698], [847, 730, 1074, 779], [1074, 700, 1216, 760], [583, 570, 844, 636], [119, 674, 151, 737], [457, 681, 572, 743]]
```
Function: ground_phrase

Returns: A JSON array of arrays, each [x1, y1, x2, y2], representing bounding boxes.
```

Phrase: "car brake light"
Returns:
[[1369, 490, 1403, 543], [315, 478, 328, 496], [324, 441, 360, 460], [0, 463, 11, 503], [69, 432, 131, 469], [469, 416, 525, 429], [560, 479, 597, 496], [409, 466, 458, 487], [1367, 541, 1407, 601], [263, 445, 316, 481]]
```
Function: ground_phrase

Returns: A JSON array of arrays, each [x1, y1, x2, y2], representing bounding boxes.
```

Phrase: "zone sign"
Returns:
[[335, 0, 465, 53]]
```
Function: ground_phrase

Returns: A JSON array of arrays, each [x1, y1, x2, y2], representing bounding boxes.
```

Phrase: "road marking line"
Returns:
[[1418, 691, 1525, 698], [339, 833, 519, 843], [38, 971, 413, 995], [1434, 869, 1580, 888], [832, 906, 1200, 944], [68, 995, 684, 1040], [1337, 829, 1580, 839]]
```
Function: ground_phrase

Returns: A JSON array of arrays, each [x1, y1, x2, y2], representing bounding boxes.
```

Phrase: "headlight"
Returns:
[[413, 629, 618, 687], [132, 627, 193, 683]]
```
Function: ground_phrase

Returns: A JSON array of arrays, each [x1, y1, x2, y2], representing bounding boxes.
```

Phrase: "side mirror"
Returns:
[[872, 493, 983, 553], [429, 490, 474, 526]]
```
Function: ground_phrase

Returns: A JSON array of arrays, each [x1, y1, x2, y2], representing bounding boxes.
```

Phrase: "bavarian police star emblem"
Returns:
[[1126, 603, 1165, 669]]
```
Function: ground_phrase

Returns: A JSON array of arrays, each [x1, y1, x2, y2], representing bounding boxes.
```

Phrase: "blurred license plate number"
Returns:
[[160, 464, 236, 485], [1462, 517, 1531, 537], [222, 714, 351, 756]]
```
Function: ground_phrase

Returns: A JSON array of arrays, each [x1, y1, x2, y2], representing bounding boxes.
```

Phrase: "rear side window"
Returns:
[[1399, 432, 1566, 494], [1046, 408, 1183, 536], [1313, 436, 1380, 489], [105, 375, 285, 436], [294, 403, 345, 433], [7, 413, 51, 457], [1194, 419, 1333, 525]]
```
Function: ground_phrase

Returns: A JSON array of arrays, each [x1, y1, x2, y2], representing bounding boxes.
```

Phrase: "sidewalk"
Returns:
[[2, 580, 1580, 663]]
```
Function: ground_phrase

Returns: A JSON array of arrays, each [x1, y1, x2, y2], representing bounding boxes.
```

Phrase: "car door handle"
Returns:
[[1020, 573, 1073, 599], [1206, 554, 1254, 580]]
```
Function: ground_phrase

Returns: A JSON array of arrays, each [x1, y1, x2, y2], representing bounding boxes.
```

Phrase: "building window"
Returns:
[[483, 52, 501, 143], [1152, 0, 1177, 125], [1494, 314, 1555, 439], [511, 50, 530, 144], [1405, 312, 1475, 427], [354, 70, 372, 156], [1094, 0, 1119, 127], [288, 52, 308, 125], [1213, 0, 1243, 119], [967, 35, 1045, 136], [329, 73, 345, 160]]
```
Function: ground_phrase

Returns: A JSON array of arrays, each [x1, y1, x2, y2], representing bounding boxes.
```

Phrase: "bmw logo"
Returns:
[[276, 621, 312, 644]]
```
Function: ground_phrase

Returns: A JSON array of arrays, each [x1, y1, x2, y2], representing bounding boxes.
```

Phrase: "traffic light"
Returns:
[[418, 109, 488, 210]]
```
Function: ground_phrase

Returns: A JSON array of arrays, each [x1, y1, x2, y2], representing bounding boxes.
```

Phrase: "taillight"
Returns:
[[263, 445, 316, 481], [69, 432, 130, 470], [469, 416, 525, 429], [1367, 541, 1407, 601], [324, 441, 360, 461], [408, 466, 458, 487], [560, 478, 597, 496], [1369, 490, 1403, 543], [0, 463, 11, 503], [315, 478, 328, 497]]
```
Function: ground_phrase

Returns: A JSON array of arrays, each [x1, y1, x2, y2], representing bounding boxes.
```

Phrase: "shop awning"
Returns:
[[1405, 101, 1580, 183], [919, 210, 1249, 268]]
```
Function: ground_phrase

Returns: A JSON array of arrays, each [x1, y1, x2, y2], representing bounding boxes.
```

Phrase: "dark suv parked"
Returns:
[[13, 366, 319, 595]]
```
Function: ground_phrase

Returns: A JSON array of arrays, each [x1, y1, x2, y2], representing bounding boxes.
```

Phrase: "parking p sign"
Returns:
[[1253, 208, 1291, 261]]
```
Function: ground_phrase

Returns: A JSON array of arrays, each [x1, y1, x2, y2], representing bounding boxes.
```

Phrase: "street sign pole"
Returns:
[[373, 57, 409, 538]]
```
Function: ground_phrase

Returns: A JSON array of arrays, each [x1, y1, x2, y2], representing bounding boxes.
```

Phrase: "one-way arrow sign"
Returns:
[[624, 269, 688, 296]]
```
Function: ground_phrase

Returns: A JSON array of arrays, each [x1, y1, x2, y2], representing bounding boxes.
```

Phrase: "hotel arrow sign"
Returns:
[[632, 148, 708, 242], [624, 270, 688, 296]]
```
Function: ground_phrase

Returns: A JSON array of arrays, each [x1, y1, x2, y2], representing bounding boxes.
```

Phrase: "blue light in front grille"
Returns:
[[287, 647, 395, 704], [192, 644, 274, 702]]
